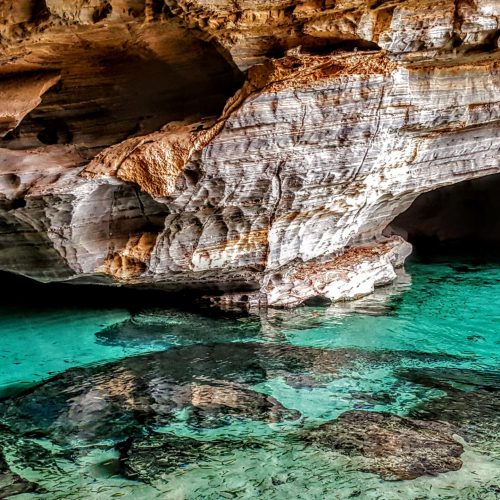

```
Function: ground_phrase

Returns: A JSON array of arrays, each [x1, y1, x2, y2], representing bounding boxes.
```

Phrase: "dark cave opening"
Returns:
[[0, 270, 249, 321], [386, 173, 500, 257], [0, 270, 177, 311], [36, 118, 73, 145]]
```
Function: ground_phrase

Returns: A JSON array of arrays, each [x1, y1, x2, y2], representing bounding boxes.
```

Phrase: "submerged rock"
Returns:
[[0, 426, 41, 498], [0, 343, 314, 444], [0, 450, 38, 499], [0, 340, 469, 449], [397, 367, 500, 447], [118, 432, 264, 483], [411, 390, 500, 446], [95, 310, 262, 349], [307, 410, 464, 480], [118, 433, 213, 481], [397, 367, 500, 393], [184, 382, 301, 428]]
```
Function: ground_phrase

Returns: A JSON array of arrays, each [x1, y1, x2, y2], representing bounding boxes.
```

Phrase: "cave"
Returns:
[[387, 173, 500, 257], [1, 21, 243, 159], [0, 1, 500, 497]]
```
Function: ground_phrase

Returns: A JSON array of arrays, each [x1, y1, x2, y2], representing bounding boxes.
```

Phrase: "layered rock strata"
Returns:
[[0, 0, 499, 308]]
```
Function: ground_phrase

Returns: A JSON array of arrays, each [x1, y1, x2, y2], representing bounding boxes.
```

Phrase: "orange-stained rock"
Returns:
[[0, 72, 61, 137]]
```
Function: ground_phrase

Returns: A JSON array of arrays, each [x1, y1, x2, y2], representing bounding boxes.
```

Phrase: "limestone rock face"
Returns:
[[163, 0, 500, 69], [0, 0, 499, 308]]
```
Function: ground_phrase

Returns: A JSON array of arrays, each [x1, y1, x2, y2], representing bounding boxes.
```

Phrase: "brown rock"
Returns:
[[307, 410, 464, 480]]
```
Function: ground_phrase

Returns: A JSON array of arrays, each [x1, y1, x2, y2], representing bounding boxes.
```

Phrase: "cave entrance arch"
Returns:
[[385, 173, 500, 255]]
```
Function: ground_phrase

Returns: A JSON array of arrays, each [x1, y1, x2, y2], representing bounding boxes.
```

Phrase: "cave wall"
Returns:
[[0, 0, 499, 308], [0, 0, 243, 158]]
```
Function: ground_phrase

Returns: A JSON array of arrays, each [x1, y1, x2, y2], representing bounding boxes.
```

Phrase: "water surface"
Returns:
[[0, 256, 499, 499]]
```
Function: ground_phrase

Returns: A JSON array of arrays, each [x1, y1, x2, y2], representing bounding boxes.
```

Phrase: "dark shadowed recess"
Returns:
[[1, 25, 244, 158], [387, 173, 500, 259], [264, 37, 381, 58], [0, 271, 237, 319]]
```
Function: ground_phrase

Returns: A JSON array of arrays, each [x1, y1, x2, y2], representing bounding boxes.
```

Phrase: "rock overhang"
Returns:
[[0, 0, 498, 309]]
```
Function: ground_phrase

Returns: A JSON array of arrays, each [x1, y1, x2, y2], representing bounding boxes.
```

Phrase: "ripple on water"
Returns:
[[0, 256, 499, 499]]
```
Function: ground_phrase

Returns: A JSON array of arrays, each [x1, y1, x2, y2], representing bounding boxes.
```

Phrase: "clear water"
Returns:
[[0, 256, 499, 499]]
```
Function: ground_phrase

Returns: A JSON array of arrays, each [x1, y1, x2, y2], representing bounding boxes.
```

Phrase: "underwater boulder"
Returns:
[[396, 367, 500, 393], [409, 390, 500, 449], [0, 343, 314, 444], [0, 451, 38, 499], [183, 382, 301, 428], [307, 410, 464, 480], [397, 367, 500, 450], [0, 429, 41, 499], [0, 342, 467, 446], [95, 310, 262, 349]]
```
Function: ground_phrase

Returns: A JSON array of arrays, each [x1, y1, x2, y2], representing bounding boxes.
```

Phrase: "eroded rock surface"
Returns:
[[160, 0, 500, 69], [307, 410, 464, 480], [0, 0, 499, 307]]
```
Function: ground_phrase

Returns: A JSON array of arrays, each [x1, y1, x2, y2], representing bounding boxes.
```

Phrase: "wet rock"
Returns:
[[183, 382, 301, 428], [0, 451, 38, 498], [0, 428, 40, 498], [397, 367, 500, 450], [118, 433, 213, 481], [0, 342, 466, 445], [307, 410, 464, 480], [0, 343, 313, 444], [410, 390, 500, 448], [397, 367, 500, 393], [350, 391, 395, 406]]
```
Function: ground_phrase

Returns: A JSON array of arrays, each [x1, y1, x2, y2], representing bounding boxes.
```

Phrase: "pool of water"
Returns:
[[0, 256, 499, 499]]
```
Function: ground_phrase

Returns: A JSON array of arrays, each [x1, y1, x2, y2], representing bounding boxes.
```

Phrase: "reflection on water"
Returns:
[[0, 256, 499, 499]]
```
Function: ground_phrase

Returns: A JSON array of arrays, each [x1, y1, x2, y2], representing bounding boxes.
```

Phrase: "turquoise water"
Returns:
[[0, 256, 499, 499]]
